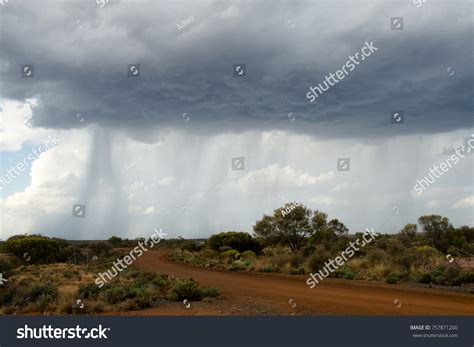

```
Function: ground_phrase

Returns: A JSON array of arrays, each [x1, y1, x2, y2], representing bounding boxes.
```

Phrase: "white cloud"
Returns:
[[128, 205, 157, 216], [1, 128, 473, 239], [0, 99, 53, 151], [311, 195, 349, 205], [452, 196, 474, 209], [0, 128, 91, 236], [221, 164, 335, 193]]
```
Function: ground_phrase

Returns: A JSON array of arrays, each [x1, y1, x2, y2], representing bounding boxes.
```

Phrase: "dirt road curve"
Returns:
[[133, 250, 474, 316]]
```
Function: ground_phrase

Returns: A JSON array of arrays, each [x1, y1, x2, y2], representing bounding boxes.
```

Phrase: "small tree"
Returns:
[[398, 223, 417, 246], [458, 226, 474, 243], [309, 212, 349, 248], [326, 219, 349, 237], [253, 215, 278, 246], [108, 236, 123, 247], [418, 215, 451, 252]]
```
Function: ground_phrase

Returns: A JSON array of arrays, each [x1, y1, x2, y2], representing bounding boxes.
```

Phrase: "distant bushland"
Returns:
[[208, 231, 263, 254], [2, 235, 69, 264]]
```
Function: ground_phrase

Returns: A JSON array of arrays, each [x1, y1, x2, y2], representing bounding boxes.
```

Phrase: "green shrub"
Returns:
[[443, 266, 462, 286], [200, 287, 220, 298], [78, 283, 101, 299], [446, 246, 462, 257], [129, 271, 162, 287], [29, 283, 59, 302], [308, 248, 331, 273], [22, 283, 59, 313], [3, 236, 68, 264], [332, 267, 354, 280], [129, 287, 152, 308], [431, 266, 445, 278], [168, 279, 203, 301], [417, 272, 432, 284], [433, 275, 446, 285], [181, 241, 205, 252], [100, 284, 126, 304], [208, 232, 262, 254], [413, 246, 441, 267], [425, 266, 463, 286], [150, 275, 169, 292], [461, 269, 474, 283], [241, 250, 257, 259], [0, 288, 16, 305], [230, 262, 246, 271], [385, 272, 404, 284], [220, 249, 239, 264], [167, 279, 219, 301], [169, 251, 185, 262], [343, 271, 354, 280], [220, 249, 239, 257]]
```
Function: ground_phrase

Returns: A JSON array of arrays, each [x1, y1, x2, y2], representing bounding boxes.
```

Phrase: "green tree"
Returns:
[[418, 215, 451, 252], [457, 226, 474, 243], [327, 219, 348, 236], [253, 203, 313, 253], [398, 223, 417, 246], [108, 236, 123, 247], [309, 213, 349, 248], [253, 215, 278, 246]]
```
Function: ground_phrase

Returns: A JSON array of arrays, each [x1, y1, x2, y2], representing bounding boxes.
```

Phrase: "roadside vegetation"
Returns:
[[1, 202, 472, 316], [0, 236, 219, 315], [168, 203, 474, 289]]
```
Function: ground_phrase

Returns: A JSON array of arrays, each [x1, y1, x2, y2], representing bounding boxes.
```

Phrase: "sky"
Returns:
[[0, 0, 473, 240]]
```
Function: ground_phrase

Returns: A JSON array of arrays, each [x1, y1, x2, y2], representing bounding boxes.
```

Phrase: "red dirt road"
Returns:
[[133, 250, 474, 316]]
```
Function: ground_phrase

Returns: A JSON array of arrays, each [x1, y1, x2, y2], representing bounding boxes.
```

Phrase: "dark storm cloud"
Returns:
[[0, 0, 472, 140]]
